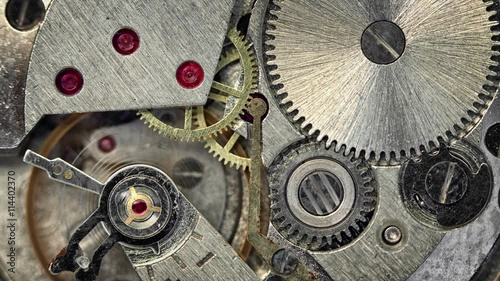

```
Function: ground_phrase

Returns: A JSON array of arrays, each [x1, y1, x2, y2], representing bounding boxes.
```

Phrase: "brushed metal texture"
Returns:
[[0, 0, 52, 149], [25, 0, 234, 134], [133, 216, 259, 281], [311, 167, 444, 281], [409, 95, 500, 281], [266, 0, 498, 161]]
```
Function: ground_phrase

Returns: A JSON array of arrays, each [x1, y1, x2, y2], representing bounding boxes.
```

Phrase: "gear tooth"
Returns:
[[269, 139, 377, 251], [265, 1, 498, 165], [326, 235, 333, 246], [304, 234, 314, 245], [287, 224, 298, 236]]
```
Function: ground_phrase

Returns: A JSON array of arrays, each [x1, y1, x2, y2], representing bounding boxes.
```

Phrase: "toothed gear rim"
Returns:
[[264, 0, 500, 163], [268, 140, 377, 251]]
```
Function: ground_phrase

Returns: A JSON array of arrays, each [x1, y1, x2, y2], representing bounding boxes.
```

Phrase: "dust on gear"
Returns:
[[264, 0, 500, 163], [268, 140, 377, 251], [138, 28, 257, 141]]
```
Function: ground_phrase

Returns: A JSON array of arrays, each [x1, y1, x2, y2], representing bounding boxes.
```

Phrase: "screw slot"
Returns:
[[485, 123, 500, 158], [5, 0, 45, 31]]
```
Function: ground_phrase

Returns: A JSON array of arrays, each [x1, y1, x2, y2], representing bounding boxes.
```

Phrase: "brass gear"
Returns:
[[201, 42, 252, 170], [203, 109, 252, 170], [138, 28, 257, 141]]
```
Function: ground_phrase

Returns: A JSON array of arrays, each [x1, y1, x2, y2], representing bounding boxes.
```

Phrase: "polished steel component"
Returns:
[[383, 226, 403, 245], [311, 167, 444, 281], [23, 150, 104, 194], [269, 141, 376, 250], [24, 0, 235, 137], [265, 0, 498, 161], [286, 159, 355, 228]]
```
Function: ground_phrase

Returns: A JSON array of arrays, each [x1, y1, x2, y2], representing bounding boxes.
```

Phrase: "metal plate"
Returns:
[[24, 0, 234, 139]]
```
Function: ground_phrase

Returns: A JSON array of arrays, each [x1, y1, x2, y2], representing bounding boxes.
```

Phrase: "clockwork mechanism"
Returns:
[[0, 0, 499, 281]]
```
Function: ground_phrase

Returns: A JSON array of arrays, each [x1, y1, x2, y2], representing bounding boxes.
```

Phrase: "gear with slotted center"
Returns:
[[269, 140, 376, 251], [138, 28, 257, 141], [264, 0, 500, 162]]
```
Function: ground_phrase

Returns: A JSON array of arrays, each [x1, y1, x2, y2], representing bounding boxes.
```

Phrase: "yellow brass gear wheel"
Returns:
[[138, 28, 257, 141], [203, 109, 252, 170], [200, 43, 252, 170]]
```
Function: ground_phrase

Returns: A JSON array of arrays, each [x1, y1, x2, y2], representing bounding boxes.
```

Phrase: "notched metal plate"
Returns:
[[25, 0, 235, 135]]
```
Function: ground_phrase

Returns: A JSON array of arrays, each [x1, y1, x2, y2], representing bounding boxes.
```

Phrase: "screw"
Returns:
[[361, 20, 406, 65], [425, 161, 468, 205], [6, 0, 46, 31], [298, 171, 343, 216], [485, 123, 500, 157], [271, 249, 298, 275], [172, 158, 204, 189], [383, 226, 402, 245]]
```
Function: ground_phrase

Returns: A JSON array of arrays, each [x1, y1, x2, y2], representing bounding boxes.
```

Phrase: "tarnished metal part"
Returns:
[[132, 216, 258, 281], [311, 167, 444, 281], [409, 95, 500, 281], [24, 0, 235, 138], [263, 0, 499, 162], [246, 97, 316, 281], [0, 0, 51, 149], [204, 46, 253, 170]]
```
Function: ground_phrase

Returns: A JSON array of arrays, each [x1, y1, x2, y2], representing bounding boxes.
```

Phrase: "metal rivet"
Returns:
[[383, 226, 402, 245]]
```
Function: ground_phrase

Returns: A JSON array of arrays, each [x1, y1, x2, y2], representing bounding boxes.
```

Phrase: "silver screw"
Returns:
[[383, 226, 402, 245]]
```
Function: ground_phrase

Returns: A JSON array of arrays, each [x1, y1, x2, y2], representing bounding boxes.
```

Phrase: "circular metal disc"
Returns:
[[266, 0, 498, 160]]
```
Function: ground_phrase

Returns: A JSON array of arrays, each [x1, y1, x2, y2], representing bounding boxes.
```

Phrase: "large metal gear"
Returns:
[[268, 140, 377, 251], [138, 28, 257, 141], [264, 0, 500, 162]]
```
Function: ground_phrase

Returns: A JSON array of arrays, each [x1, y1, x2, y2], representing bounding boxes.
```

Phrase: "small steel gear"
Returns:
[[138, 28, 257, 141], [268, 140, 377, 251], [264, 0, 500, 163]]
